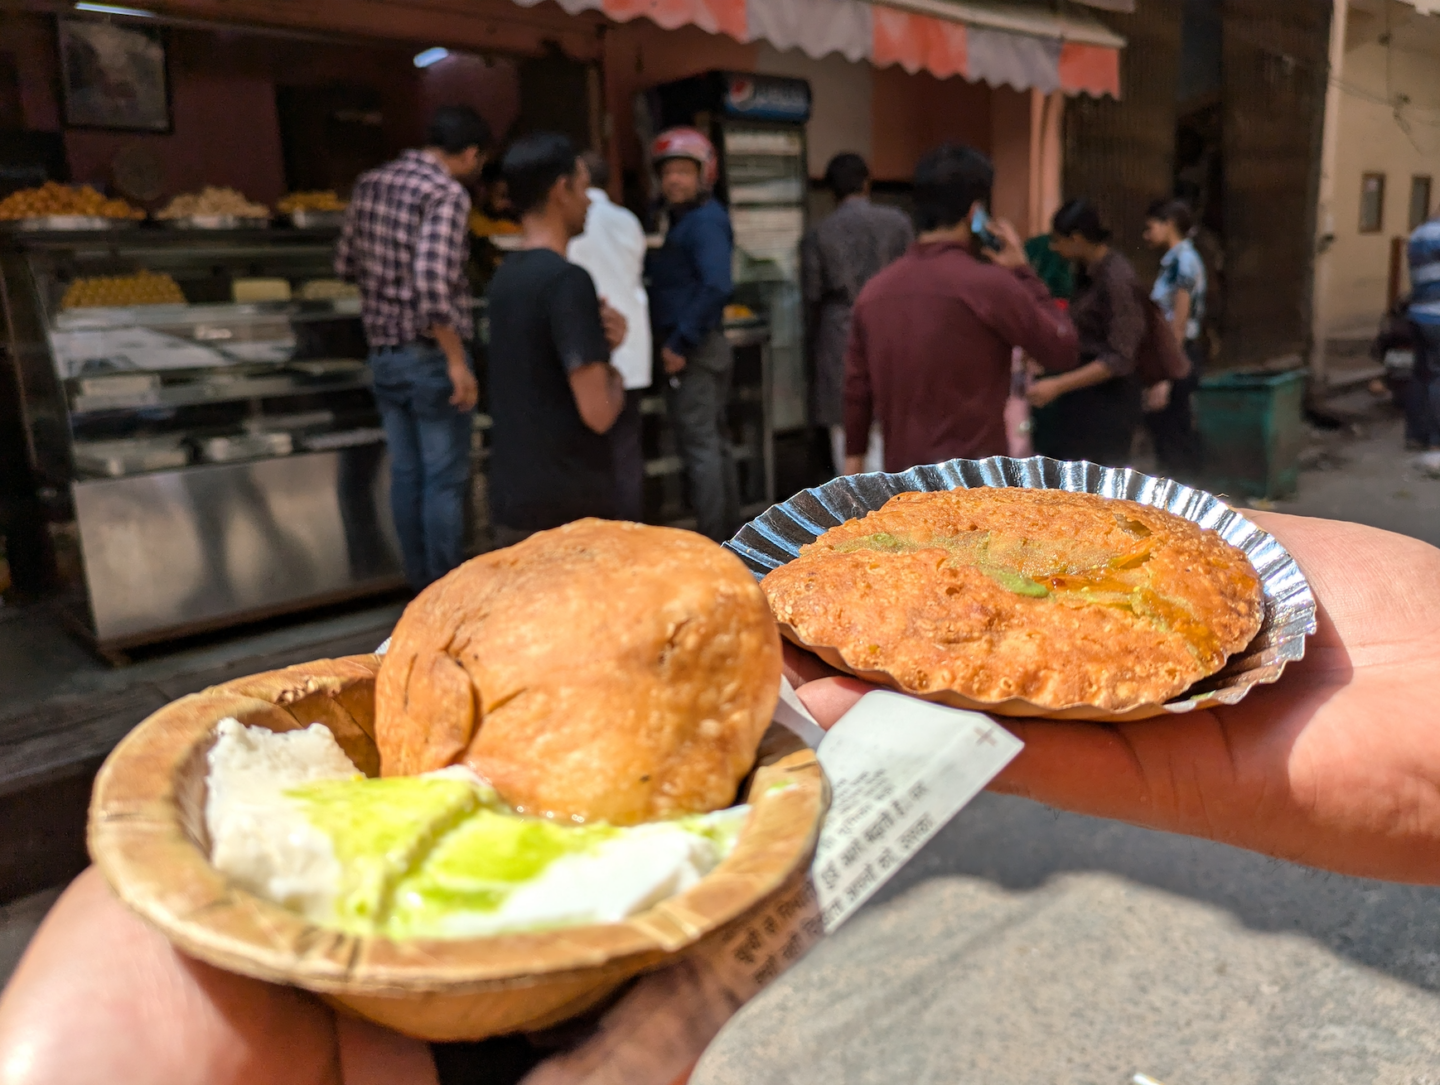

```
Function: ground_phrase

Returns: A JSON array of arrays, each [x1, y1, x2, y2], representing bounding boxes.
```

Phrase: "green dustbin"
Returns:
[[1194, 369, 1307, 500]]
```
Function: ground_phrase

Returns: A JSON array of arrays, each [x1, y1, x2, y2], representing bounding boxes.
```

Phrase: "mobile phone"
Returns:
[[971, 206, 1002, 251]]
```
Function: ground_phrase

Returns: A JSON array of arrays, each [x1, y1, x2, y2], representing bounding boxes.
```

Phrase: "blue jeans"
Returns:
[[369, 342, 473, 589]]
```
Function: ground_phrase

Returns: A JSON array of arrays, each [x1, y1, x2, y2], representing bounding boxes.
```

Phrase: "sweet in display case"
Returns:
[[0, 225, 404, 652]]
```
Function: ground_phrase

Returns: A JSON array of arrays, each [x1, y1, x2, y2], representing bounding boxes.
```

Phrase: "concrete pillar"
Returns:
[[991, 87, 1065, 239], [1035, 90, 1065, 237]]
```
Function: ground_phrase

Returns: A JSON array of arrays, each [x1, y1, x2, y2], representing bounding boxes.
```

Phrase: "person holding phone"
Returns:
[[842, 143, 1079, 475]]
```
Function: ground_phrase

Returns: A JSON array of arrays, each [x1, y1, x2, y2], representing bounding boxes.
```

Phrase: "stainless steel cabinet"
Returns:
[[0, 226, 403, 651]]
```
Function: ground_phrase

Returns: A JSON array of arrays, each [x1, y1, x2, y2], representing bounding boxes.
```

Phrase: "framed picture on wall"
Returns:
[[57, 17, 171, 133]]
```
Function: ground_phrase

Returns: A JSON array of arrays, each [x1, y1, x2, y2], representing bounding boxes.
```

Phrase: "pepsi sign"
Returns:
[[721, 73, 812, 123]]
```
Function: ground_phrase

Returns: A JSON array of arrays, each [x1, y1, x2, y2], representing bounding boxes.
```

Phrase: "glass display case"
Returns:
[[0, 225, 775, 653], [0, 226, 404, 651]]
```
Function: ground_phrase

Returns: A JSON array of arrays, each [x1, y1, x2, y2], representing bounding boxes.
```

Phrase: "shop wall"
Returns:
[[9, 16, 531, 206], [1321, 17, 1440, 337], [417, 53, 524, 148], [68, 71, 288, 205], [1064, 0, 1183, 280], [9, 16, 437, 205], [869, 66, 991, 182], [754, 45, 873, 178], [2, 13, 61, 131], [602, 21, 760, 184], [601, 19, 1019, 201], [1220, 0, 1333, 368]]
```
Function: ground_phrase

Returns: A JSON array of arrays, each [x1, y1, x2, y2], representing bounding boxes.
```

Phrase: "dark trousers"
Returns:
[[1406, 323, 1440, 448], [1145, 339, 1204, 478], [1033, 375, 1142, 469], [369, 342, 473, 590], [665, 330, 740, 542], [610, 388, 647, 522]]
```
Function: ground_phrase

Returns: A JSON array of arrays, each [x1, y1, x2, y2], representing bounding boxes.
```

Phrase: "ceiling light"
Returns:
[[413, 47, 450, 69], [74, 2, 157, 15]]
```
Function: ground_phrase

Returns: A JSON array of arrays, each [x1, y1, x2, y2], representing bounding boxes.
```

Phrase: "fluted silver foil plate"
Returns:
[[725, 456, 1317, 722]]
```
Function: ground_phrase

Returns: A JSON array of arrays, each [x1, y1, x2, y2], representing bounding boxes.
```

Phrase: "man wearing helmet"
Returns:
[[645, 127, 739, 543]]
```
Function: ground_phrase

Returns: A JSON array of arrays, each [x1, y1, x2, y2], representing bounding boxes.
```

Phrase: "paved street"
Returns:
[[1271, 412, 1440, 548], [695, 792, 1440, 1085]]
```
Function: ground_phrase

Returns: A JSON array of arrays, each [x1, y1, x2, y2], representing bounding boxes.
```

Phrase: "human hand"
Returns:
[[982, 218, 1027, 270], [0, 867, 438, 1085], [789, 512, 1440, 886], [662, 346, 687, 376], [843, 454, 865, 476], [599, 299, 627, 351], [1026, 376, 1064, 408], [1143, 380, 1172, 413], [448, 359, 478, 412]]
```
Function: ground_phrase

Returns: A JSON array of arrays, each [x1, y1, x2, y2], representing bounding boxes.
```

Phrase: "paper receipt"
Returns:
[[711, 684, 1022, 999], [811, 690, 1022, 931]]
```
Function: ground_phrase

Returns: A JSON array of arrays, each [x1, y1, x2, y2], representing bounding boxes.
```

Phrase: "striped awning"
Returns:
[[516, 0, 1124, 96]]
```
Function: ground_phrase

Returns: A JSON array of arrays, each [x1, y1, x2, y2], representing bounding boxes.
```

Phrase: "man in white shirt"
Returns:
[[567, 151, 652, 521]]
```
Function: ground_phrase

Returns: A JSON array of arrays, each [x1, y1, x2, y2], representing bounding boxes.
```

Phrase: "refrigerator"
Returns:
[[642, 71, 812, 433]]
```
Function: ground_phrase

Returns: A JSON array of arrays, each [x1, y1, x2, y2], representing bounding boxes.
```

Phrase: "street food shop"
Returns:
[[0, 0, 1125, 653]]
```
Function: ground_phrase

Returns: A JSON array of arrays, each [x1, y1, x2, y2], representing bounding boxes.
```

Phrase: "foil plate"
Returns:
[[724, 456, 1318, 722]]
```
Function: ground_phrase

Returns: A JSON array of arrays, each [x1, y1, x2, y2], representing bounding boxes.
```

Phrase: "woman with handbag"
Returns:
[[1028, 199, 1146, 467]]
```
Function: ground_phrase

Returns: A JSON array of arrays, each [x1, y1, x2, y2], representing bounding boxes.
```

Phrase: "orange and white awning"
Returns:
[[516, 0, 1125, 96]]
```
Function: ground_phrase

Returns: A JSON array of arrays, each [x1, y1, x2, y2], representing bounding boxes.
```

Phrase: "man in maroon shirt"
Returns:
[[843, 144, 1079, 474]]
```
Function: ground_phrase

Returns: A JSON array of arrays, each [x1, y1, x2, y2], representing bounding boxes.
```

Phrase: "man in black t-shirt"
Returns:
[[486, 133, 626, 544]]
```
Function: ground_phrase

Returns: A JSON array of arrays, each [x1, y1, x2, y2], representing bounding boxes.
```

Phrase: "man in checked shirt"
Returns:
[[336, 105, 491, 590]]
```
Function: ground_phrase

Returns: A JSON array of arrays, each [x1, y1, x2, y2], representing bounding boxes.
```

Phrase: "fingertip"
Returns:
[[794, 676, 875, 730], [780, 643, 843, 687]]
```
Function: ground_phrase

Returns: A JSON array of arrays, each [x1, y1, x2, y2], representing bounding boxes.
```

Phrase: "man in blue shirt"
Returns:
[[645, 127, 738, 542], [1143, 199, 1207, 476], [1408, 210, 1440, 452]]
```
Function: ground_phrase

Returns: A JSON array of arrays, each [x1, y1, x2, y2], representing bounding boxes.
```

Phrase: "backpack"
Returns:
[[1133, 284, 1192, 386]]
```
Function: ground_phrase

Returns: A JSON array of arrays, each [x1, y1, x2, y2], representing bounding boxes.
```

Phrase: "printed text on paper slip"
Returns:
[[713, 686, 1022, 1000]]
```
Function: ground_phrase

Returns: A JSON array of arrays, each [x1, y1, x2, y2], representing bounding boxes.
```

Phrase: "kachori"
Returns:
[[761, 488, 1263, 713], [376, 519, 783, 826]]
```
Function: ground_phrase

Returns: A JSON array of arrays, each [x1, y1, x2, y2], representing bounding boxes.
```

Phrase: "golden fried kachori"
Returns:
[[761, 488, 1264, 714], [375, 519, 782, 825]]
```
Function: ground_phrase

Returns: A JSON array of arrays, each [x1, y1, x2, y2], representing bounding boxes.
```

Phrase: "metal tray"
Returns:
[[158, 215, 271, 230], [300, 427, 387, 452], [725, 456, 1318, 722], [2, 215, 142, 231], [243, 410, 335, 435], [195, 431, 293, 463], [288, 359, 368, 378], [73, 439, 190, 478], [283, 209, 346, 229]]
